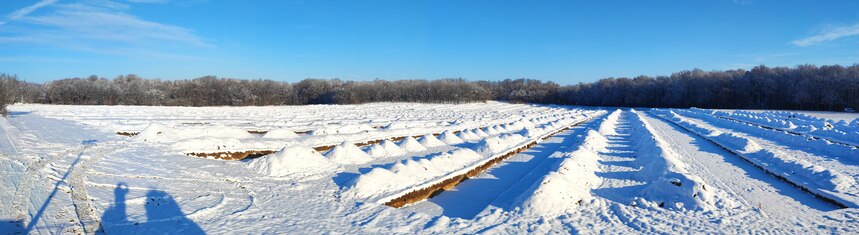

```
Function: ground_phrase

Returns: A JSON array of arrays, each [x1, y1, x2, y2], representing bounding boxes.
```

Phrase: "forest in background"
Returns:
[[1, 64, 858, 116]]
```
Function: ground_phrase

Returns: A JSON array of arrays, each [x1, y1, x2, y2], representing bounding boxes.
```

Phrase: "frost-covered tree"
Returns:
[[5, 63, 859, 110]]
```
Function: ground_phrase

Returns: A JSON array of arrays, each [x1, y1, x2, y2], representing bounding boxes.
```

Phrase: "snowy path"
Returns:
[[407, 117, 601, 219], [679, 114, 859, 191], [643, 112, 841, 217]]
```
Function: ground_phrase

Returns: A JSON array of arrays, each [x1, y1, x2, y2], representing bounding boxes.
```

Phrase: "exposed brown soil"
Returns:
[[181, 122, 210, 125], [247, 130, 268, 135], [116, 131, 139, 137], [185, 150, 277, 160]]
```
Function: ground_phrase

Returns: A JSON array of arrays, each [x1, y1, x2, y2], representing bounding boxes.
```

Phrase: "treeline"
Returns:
[[1, 64, 858, 113], [557, 64, 859, 111], [33, 75, 490, 106]]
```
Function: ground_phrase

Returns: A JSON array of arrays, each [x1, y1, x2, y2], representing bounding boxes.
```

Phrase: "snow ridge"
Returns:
[[652, 109, 859, 208], [628, 109, 723, 211]]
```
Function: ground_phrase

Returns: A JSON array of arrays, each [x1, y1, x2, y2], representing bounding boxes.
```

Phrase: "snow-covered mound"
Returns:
[[365, 143, 388, 158], [472, 136, 508, 155], [438, 130, 464, 144], [398, 136, 428, 152], [247, 146, 333, 177], [456, 129, 481, 141], [483, 126, 500, 135], [348, 148, 484, 200], [380, 139, 406, 156], [499, 133, 527, 146], [473, 128, 489, 137], [263, 128, 300, 138], [418, 134, 446, 147], [325, 142, 373, 164]]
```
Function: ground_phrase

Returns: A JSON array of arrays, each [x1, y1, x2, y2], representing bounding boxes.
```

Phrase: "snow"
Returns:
[[348, 148, 484, 200], [365, 143, 388, 158], [437, 131, 464, 145], [379, 139, 406, 156], [398, 136, 428, 152], [325, 142, 373, 164], [247, 146, 333, 177], [652, 108, 859, 208], [417, 134, 446, 148], [3, 103, 859, 234], [455, 129, 481, 141], [262, 129, 299, 139], [471, 136, 508, 155], [628, 109, 720, 211], [516, 131, 604, 217]]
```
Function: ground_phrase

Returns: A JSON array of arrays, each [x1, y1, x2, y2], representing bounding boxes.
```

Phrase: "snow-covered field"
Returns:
[[2, 102, 858, 234]]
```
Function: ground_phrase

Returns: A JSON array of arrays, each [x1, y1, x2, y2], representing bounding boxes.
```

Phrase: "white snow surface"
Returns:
[[2, 103, 859, 234]]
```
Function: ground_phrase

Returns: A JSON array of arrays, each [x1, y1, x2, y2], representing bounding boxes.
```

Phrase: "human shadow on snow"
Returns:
[[97, 183, 205, 234]]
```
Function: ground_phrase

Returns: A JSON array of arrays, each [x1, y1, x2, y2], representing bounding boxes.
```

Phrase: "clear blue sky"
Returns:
[[2, 0, 859, 84]]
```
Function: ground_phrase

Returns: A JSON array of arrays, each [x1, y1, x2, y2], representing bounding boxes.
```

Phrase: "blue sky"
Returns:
[[2, 0, 859, 84]]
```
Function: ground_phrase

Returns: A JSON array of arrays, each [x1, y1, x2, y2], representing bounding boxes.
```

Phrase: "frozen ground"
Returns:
[[1, 103, 858, 234]]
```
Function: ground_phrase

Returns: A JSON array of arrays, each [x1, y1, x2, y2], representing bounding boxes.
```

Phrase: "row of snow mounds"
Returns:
[[310, 124, 375, 135], [348, 133, 536, 200], [627, 109, 723, 211], [347, 148, 485, 200], [514, 111, 617, 217], [680, 109, 858, 161], [135, 124, 280, 154], [346, 110, 603, 204], [136, 123, 256, 141], [294, 109, 585, 152], [327, 111, 591, 163], [652, 109, 859, 208], [700, 108, 859, 146]]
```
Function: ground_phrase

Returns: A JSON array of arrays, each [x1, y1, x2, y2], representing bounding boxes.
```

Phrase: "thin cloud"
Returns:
[[0, 0, 58, 25], [791, 23, 859, 47], [24, 6, 212, 47], [1, 0, 212, 49], [126, 0, 171, 3]]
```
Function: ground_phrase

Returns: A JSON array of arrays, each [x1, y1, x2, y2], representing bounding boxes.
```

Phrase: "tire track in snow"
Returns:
[[11, 145, 86, 223], [67, 142, 125, 235]]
